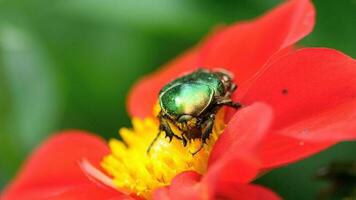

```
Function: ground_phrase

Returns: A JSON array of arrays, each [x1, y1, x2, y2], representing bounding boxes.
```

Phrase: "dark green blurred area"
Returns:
[[0, 0, 355, 199]]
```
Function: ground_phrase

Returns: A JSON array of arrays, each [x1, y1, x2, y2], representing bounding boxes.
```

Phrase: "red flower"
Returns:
[[2, 0, 356, 199], [1, 104, 280, 200]]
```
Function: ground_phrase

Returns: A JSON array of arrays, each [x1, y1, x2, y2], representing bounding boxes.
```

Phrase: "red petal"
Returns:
[[127, 0, 314, 118], [152, 172, 202, 200], [152, 187, 171, 200], [209, 103, 273, 164], [152, 172, 281, 200], [214, 182, 281, 200], [239, 48, 356, 168], [200, 0, 314, 84], [166, 172, 202, 200], [127, 48, 200, 118], [196, 103, 273, 198], [277, 99, 356, 141], [258, 133, 334, 169], [1, 131, 126, 200]]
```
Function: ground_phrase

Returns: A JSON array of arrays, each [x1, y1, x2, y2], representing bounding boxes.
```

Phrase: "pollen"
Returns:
[[100, 111, 225, 198]]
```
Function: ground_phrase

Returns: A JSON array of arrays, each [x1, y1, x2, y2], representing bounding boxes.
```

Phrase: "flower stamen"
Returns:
[[101, 110, 225, 198]]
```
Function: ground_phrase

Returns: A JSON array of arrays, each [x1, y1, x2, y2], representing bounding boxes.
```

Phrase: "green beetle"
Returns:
[[147, 68, 241, 154]]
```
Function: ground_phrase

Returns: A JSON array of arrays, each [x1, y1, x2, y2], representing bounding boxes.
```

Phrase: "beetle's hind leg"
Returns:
[[222, 101, 242, 109], [217, 98, 242, 109], [191, 114, 215, 155]]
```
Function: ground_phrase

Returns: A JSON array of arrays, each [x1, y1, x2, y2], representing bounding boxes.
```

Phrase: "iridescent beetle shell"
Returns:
[[159, 69, 225, 120]]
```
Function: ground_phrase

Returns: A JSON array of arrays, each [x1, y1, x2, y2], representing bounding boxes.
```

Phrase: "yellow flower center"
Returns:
[[101, 110, 225, 199]]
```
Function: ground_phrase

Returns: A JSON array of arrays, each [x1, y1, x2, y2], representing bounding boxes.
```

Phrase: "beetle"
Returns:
[[147, 68, 241, 155]]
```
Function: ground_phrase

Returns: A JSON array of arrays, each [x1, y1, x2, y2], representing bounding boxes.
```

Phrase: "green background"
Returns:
[[0, 0, 355, 199]]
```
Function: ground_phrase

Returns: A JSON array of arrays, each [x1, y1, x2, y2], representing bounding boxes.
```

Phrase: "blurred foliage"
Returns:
[[0, 0, 355, 198], [315, 160, 356, 199]]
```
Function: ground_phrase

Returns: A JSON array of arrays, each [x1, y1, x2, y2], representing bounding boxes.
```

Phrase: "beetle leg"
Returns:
[[223, 101, 242, 109], [146, 130, 162, 154], [230, 83, 237, 92], [161, 118, 184, 141], [181, 134, 188, 146], [191, 114, 215, 155], [147, 119, 184, 154], [218, 99, 242, 109]]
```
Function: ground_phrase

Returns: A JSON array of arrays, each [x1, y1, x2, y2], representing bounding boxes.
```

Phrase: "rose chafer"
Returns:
[[148, 68, 241, 154]]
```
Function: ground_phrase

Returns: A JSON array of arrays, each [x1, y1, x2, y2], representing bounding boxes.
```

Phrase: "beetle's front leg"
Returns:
[[191, 114, 215, 155], [161, 118, 183, 142], [147, 118, 183, 154], [181, 134, 188, 147], [146, 130, 162, 154]]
